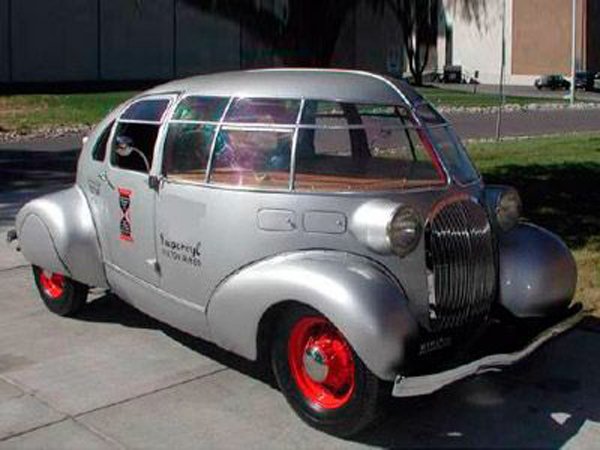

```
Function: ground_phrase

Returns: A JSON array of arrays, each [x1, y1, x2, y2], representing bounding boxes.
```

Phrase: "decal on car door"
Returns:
[[118, 188, 133, 242]]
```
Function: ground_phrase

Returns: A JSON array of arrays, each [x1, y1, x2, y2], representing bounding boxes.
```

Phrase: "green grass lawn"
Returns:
[[417, 86, 564, 108], [0, 92, 135, 133], [467, 134, 600, 313], [0, 85, 568, 133]]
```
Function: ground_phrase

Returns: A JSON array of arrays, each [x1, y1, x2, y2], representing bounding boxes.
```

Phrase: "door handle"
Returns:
[[98, 171, 115, 190]]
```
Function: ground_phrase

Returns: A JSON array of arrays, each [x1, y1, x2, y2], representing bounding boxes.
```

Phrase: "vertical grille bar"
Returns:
[[426, 198, 497, 332]]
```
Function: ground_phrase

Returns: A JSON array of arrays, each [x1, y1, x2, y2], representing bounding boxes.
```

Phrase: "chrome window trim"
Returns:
[[205, 97, 235, 184], [163, 94, 455, 193], [289, 98, 306, 191]]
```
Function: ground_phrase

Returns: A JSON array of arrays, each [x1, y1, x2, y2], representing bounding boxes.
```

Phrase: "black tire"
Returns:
[[271, 305, 385, 437], [32, 266, 89, 317]]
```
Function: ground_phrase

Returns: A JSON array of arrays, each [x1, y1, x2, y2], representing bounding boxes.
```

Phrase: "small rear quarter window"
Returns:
[[92, 121, 114, 161]]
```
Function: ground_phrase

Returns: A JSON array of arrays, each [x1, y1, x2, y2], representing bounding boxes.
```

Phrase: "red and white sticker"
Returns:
[[118, 188, 133, 242]]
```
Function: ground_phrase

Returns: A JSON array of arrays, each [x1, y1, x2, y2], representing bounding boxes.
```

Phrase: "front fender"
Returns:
[[16, 186, 108, 288], [206, 251, 419, 381], [498, 223, 577, 317]]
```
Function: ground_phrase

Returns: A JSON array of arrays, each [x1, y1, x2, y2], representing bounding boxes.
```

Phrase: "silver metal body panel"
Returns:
[[207, 250, 419, 381], [392, 309, 584, 397], [15, 186, 108, 288], [144, 69, 415, 107], [498, 223, 578, 317]]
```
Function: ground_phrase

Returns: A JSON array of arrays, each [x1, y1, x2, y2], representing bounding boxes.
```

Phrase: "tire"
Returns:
[[271, 305, 385, 437], [32, 266, 89, 317]]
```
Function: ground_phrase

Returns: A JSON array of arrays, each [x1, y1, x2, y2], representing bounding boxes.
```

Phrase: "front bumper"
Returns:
[[392, 306, 584, 397]]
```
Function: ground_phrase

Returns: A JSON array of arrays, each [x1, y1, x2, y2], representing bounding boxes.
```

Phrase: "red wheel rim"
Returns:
[[39, 271, 65, 299], [288, 316, 355, 409]]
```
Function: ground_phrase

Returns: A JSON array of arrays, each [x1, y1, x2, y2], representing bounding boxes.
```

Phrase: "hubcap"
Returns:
[[288, 316, 355, 409], [39, 271, 65, 300], [303, 346, 329, 383]]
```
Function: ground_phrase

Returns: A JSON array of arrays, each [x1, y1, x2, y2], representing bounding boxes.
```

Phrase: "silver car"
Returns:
[[9, 69, 581, 436]]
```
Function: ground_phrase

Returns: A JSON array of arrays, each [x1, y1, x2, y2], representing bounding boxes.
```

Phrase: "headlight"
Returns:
[[388, 206, 423, 257], [496, 188, 522, 231]]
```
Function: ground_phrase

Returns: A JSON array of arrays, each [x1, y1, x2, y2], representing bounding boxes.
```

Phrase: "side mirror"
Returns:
[[115, 135, 134, 156]]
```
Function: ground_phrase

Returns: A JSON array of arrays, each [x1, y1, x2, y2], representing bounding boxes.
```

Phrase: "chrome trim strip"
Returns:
[[392, 309, 585, 397]]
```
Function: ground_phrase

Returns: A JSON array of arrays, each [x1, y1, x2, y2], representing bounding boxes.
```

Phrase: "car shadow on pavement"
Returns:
[[483, 162, 600, 251], [79, 294, 275, 386], [355, 316, 600, 448], [0, 149, 78, 226], [78, 295, 600, 448]]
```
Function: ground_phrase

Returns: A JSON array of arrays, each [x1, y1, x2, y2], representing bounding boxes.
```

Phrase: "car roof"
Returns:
[[143, 69, 420, 108]]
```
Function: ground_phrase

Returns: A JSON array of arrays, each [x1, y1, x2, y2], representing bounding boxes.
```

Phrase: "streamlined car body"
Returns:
[[10, 69, 581, 436]]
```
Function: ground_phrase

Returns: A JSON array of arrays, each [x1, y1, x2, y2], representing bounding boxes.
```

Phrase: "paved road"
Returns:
[[448, 108, 600, 141], [432, 82, 600, 103], [0, 109, 600, 448]]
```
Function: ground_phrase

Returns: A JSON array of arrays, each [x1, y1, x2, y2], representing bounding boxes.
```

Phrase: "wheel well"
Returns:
[[255, 300, 305, 366]]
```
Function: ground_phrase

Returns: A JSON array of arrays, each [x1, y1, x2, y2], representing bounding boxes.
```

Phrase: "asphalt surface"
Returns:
[[0, 109, 599, 448], [432, 82, 600, 103]]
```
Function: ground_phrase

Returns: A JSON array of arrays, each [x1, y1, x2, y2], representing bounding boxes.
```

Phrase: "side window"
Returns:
[[110, 99, 170, 173], [294, 100, 443, 192], [163, 124, 216, 182], [210, 128, 293, 189], [162, 96, 228, 183], [92, 121, 114, 162]]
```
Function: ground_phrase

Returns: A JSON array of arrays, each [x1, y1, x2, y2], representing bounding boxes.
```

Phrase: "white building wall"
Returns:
[[442, 0, 508, 84], [440, 0, 546, 86]]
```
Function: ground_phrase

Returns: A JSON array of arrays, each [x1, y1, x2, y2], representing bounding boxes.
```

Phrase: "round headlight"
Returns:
[[388, 206, 423, 257], [496, 188, 522, 231]]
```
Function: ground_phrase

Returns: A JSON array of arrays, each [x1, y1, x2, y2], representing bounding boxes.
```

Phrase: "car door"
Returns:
[[154, 95, 230, 306], [98, 95, 175, 286]]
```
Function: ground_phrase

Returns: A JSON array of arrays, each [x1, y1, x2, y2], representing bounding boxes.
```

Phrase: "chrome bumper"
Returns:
[[392, 308, 585, 397]]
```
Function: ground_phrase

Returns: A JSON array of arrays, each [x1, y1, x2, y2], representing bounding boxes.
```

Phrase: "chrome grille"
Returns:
[[425, 197, 497, 331]]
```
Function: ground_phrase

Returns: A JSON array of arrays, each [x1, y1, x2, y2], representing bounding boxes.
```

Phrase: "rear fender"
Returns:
[[206, 251, 419, 381], [16, 186, 108, 288]]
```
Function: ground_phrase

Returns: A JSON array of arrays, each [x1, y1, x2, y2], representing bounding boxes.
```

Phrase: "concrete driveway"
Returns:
[[1, 244, 599, 449], [1, 136, 599, 449]]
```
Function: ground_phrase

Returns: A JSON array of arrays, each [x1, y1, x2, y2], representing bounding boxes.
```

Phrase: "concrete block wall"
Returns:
[[0, 0, 9, 82], [10, 0, 98, 82], [100, 0, 174, 80], [1, 0, 403, 85], [177, 1, 240, 76]]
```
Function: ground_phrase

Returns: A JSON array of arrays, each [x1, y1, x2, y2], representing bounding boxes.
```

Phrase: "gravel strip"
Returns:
[[437, 101, 600, 115], [0, 125, 94, 144]]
